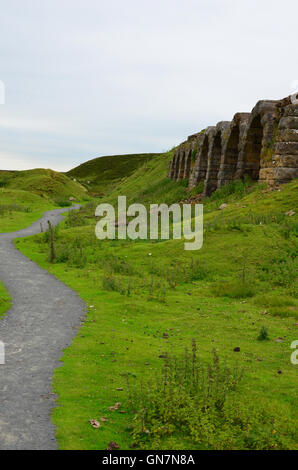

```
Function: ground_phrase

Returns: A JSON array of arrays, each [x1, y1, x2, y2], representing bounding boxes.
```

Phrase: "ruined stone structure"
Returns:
[[168, 96, 298, 196]]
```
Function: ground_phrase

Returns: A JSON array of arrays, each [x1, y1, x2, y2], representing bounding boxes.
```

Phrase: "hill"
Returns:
[[66, 153, 162, 194], [0, 169, 88, 233], [0, 168, 87, 200], [17, 149, 298, 450]]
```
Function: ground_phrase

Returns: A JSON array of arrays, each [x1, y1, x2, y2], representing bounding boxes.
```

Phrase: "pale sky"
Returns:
[[0, 0, 297, 171]]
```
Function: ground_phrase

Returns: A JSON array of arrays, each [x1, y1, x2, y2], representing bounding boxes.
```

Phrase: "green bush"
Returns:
[[258, 326, 269, 341], [55, 198, 72, 207]]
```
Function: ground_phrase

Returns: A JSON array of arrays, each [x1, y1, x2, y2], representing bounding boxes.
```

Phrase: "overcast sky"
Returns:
[[0, 0, 297, 171]]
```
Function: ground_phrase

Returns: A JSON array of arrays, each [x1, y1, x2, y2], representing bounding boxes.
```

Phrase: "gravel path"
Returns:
[[0, 206, 86, 450]]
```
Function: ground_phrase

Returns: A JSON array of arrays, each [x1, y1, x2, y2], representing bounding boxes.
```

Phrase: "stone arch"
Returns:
[[199, 135, 209, 180], [183, 147, 192, 179], [217, 113, 250, 188], [177, 148, 186, 180], [236, 100, 281, 182], [203, 122, 230, 197], [203, 132, 221, 196], [242, 114, 263, 180], [172, 150, 180, 180], [189, 132, 210, 189]]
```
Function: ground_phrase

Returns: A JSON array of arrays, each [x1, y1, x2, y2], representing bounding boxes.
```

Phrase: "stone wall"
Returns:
[[167, 96, 298, 195]]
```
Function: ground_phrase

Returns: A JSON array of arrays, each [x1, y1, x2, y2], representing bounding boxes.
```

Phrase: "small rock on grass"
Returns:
[[89, 419, 101, 429], [109, 402, 121, 411]]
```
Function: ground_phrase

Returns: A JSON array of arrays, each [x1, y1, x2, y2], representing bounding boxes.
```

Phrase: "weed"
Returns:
[[258, 326, 269, 341]]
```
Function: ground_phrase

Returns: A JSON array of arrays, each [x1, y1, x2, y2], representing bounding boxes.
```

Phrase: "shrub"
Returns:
[[126, 342, 296, 450], [55, 198, 72, 207], [258, 326, 269, 341]]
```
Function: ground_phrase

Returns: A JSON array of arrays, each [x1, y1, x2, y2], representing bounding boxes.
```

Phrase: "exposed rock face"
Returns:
[[168, 96, 298, 195]]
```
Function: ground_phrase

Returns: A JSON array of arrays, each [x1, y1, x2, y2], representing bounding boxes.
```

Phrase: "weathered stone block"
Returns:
[[282, 104, 298, 117], [276, 128, 298, 142], [273, 167, 298, 183], [278, 116, 298, 130], [275, 142, 298, 155], [272, 154, 298, 167]]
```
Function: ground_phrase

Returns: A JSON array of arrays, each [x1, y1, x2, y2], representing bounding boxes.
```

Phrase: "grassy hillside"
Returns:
[[0, 169, 89, 233], [0, 189, 57, 233], [103, 150, 189, 207], [0, 169, 87, 200], [17, 148, 298, 450], [66, 153, 162, 194]]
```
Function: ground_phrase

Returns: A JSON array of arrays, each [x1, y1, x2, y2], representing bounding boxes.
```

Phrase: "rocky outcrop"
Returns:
[[168, 96, 298, 195]]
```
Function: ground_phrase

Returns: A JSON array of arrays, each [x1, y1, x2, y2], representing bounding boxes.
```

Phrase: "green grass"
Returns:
[[0, 168, 87, 200], [0, 281, 11, 319], [0, 189, 57, 233], [16, 168, 298, 450], [0, 166, 91, 232], [66, 153, 162, 195]]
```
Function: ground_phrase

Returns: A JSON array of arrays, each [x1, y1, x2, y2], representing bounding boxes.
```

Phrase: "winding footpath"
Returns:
[[0, 207, 86, 450]]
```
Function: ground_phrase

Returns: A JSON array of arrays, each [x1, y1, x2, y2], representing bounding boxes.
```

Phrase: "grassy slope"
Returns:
[[0, 169, 89, 233], [103, 151, 188, 207], [66, 153, 163, 194], [0, 169, 87, 200], [16, 149, 298, 450], [0, 281, 10, 319], [0, 189, 57, 233]]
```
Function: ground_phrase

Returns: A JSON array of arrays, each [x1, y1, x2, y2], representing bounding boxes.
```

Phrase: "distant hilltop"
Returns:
[[168, 95, 298, 196]]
